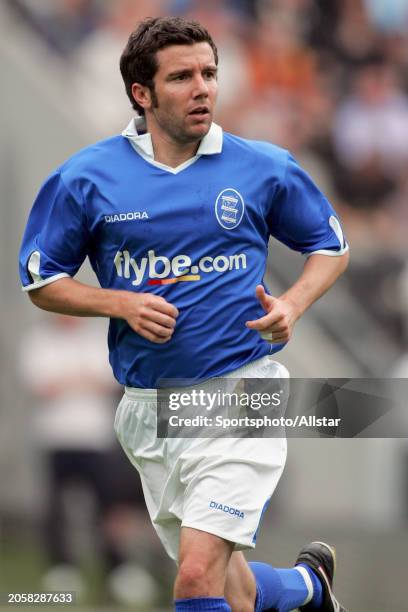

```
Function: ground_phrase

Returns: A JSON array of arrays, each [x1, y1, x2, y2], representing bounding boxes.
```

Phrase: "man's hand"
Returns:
[[245, 285, 300, 343], [244, 254, 349, 343], [28, 278, 179, 345], [120, 292, 179, 344]]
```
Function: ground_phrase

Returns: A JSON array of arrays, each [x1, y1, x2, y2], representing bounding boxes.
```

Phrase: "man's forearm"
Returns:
[[280, 252, 349, 318], [28, 277, 126, 318], [28, 277, 179, 344]]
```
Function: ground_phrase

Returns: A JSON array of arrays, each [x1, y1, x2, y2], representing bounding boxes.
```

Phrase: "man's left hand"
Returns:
[[245, 285, 300, 343]]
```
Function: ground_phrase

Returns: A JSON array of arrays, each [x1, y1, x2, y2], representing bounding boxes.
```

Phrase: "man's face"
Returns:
[[136, 42, 218, 144]]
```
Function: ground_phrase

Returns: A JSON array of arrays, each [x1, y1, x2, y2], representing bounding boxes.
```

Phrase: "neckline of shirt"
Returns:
[[121, 116, 223, 175]]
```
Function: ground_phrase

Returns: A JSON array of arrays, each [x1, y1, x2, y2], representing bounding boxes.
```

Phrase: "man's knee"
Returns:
[[176, 559, 212, 597], [175, 528, 233, 598]]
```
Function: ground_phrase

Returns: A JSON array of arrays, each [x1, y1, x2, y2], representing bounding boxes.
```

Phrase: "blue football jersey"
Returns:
[[19, 120, 348, 388]]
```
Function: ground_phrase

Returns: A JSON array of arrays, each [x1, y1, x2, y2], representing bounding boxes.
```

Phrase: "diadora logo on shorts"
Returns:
[[209, 501, 245, 519], [104, 211, 149, 223], [215, 188, 245, 230], [113, 249, 247, 286]]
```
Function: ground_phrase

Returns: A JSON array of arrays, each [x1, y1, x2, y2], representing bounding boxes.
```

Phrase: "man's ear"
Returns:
[[131, 83, 152, 111]]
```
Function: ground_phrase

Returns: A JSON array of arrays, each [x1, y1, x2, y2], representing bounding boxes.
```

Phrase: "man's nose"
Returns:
[[192, 74, 209, 97]]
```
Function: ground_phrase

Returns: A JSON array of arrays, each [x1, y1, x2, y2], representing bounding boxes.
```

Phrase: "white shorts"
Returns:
[[114, 356, 288, 562]]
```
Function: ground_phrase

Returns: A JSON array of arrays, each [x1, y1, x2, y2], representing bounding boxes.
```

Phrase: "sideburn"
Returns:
[[150, 86, 159, 109]]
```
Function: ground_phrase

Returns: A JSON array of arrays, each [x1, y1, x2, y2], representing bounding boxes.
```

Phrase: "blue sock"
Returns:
[[297, 564, 323, 609], [174, 597, 231, 611], [249, 561, 323, 612]]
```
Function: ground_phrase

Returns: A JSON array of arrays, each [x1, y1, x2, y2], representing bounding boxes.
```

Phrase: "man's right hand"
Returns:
[[120, 292, 179, 343], [28, 277, 179, 344]]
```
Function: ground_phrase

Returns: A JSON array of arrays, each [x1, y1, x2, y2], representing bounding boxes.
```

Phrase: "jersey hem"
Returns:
[[21, 273, 70, 292], [121, 349, 275, 389]]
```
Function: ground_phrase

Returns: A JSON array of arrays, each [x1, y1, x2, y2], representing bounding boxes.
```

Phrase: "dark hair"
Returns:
[[120, 16, 218, 115]]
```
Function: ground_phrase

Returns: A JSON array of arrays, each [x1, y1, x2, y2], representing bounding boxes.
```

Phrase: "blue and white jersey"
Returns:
[[19, 118, 348, 388]]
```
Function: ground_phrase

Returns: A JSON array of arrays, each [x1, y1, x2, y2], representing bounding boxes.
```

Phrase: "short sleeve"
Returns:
[[267, 153, 349, 257], [19, 171, 90, 291]]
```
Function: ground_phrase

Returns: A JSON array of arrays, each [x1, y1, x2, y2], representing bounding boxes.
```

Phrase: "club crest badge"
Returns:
[[215, 188, 245, 230]]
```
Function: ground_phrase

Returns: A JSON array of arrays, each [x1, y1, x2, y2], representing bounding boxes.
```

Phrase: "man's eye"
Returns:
[[175, 74, 187, 80]]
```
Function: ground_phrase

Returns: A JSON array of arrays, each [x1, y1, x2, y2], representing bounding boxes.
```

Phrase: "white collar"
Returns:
[[121, 116, 223, 174]]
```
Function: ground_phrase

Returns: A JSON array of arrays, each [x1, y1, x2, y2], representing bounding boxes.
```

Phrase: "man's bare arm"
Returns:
[[246, 252, 349, 343], [29, 277, 179, 344]]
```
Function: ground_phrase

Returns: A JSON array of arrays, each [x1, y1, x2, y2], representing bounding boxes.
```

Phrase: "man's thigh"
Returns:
[[116, 393, 286, 561], [179, 436, 287, 551], [114, 392, 181, 558], [115, 358, 288, 562]]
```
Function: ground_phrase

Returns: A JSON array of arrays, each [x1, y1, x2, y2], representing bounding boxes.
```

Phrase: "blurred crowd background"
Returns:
[[1, 1, 408, 610]]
